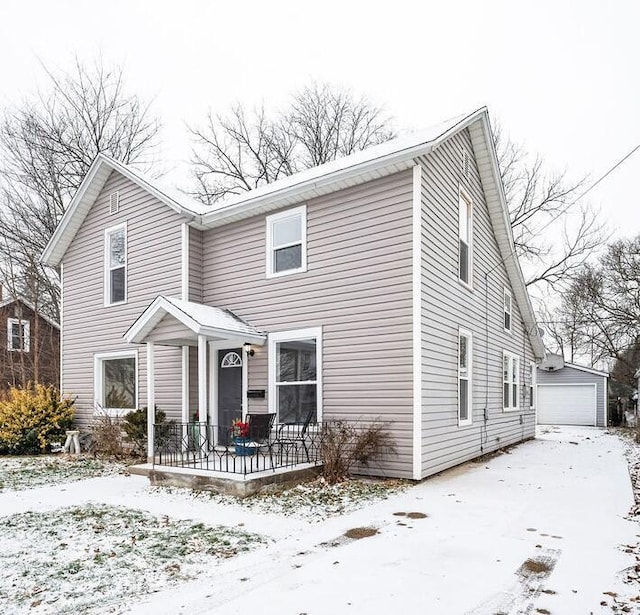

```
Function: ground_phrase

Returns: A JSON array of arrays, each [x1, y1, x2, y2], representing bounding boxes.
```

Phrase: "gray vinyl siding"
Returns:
[[537, 366, 607, 426], [189, 227, 203, 303], [202, 171, 414, 478], [144, 314, 192, 343], [418, 129, 537, 478], [62, 170, 185, 426]]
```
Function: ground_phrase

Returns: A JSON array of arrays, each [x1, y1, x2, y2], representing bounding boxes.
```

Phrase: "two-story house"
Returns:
[[0, 289, 59, 389], [42, 107, 545, 481]]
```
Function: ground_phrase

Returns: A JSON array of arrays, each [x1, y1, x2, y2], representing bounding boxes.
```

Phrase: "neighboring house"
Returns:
[[537, 356, 608, 427], [0, 289, 60, 389], [42, 107, 545, 480]]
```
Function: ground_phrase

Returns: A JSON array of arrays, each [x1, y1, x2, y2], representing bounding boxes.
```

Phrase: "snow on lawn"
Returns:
[[1, 427, 639, 615], [0, 455, 125, 492], [144, 478, 408, 522], [132, 426, 640, 615], [0, 503, 264, 615]]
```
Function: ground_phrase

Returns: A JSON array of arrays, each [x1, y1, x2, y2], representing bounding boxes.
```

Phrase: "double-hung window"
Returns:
[[269, 327, 321, 423], [504, 288, 512, 332], [7, 318, 29, 352], [458, 188, 472, 286], [105, 223, 127, 305], [266, 205, 307, 277], [529, 361, 536, 409], [458, 329, 472, 425], [503, 351, 520, 411], [95, 351, 137, 416]]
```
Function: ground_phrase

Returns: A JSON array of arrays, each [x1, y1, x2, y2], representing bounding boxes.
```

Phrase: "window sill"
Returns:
[[266, 267, 307, 280], [458, 278, 473, 292], [103, 300, 128, 308], [94, 407, 134, 418], [503, 407, 520, 413], [458, 419, 472, 427]]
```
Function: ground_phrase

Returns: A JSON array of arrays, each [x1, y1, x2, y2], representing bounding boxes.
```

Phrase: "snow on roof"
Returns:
[[124, 296, 266, 345]]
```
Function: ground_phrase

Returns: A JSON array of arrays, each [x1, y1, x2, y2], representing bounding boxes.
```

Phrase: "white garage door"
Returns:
[[537, 384, 596, 426]]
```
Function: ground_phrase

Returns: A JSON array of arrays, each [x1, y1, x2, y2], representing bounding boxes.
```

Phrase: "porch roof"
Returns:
[[124, 296, 266, 346]]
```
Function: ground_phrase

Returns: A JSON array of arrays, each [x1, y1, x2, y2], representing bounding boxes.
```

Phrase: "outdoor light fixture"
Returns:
[[243, 343, 254, 357]]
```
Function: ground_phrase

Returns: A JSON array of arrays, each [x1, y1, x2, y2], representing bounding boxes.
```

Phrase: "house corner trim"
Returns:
[[412, 163, 423, 480]]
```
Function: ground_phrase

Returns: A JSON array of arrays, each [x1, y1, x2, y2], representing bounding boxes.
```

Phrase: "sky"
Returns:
[[0, 0, 638, 242]]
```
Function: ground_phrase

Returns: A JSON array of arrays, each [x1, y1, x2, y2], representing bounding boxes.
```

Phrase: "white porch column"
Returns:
[[197, 334, 208, 423], [146, 341, 155, 462], [181, 345, 189, 423]]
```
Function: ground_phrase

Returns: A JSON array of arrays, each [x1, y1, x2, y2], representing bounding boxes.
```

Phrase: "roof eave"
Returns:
[[470, 113, 546, 360], [200, 108, 489, 229], [41, 154, 199, 268]]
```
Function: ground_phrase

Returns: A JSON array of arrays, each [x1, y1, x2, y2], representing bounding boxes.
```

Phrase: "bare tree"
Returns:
[[552, 235, 640, 372], [493, 124, 608, 292], [0, 57, 160, 321], [190, 82, 394, 205]]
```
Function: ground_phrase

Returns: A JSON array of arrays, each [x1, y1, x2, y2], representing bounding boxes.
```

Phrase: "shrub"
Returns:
[[122, 406, 168, 457], [0, 384, 75, 454], [320, 420, 397, 484]]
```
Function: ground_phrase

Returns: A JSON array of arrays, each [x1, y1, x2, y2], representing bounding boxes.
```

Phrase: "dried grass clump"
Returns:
[[89, 412, 126, 459]]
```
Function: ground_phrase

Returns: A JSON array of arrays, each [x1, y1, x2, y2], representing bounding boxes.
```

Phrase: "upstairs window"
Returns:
[[105, 223, 127, 305], [458, 188, 472, 286], [504, 288, 512, 332], [503, 351, 520, 411], [266, 206, 307, 277], [458, 329, 472, 425], [7, 318, 29, 352]]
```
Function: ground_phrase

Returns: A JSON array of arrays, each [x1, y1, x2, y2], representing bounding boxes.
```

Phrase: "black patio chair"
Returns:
[[246, 412, 276, 443], [272, 409, 315, 464]]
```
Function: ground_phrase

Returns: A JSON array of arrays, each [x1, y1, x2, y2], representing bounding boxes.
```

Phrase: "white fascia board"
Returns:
[[472, 114, 546, 360], [199, 326, 266, 345], [564, 362, 610, 377], [41, 156, 109, 267], [124, 296, 200, 344], [201, 151, 421, 228], [41, 154, 199, 268]]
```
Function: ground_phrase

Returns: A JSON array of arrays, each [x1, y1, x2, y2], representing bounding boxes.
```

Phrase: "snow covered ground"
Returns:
[[0, 426, 638, 614]]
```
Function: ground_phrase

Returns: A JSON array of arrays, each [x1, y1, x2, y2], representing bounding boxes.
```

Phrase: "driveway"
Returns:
[[134, 426, 637, 614]]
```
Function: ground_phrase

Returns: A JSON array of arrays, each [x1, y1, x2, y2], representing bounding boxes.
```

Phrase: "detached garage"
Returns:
[[537, 361, 609, 427]]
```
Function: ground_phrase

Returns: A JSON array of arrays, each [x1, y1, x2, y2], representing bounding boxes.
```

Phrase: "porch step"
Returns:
[[128, 463, 153, 477]]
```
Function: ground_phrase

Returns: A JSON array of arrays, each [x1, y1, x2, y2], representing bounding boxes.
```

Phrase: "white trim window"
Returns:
[[503, 351, 520, 411], [266, 205, 307, 278], [458, 329, 472, 426], [95, 350, 138, 416], [504, 288, 512, 332], [105, 223, 127, 305], [458, 187, 473, 287], [269, 327, 322, 423], [529, 361, 536, 409], [7, 318, 30, 352]]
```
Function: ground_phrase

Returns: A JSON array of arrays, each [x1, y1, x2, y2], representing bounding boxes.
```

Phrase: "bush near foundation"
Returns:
[[122, 406, 168, 457], [0, 384, 75, 454], [320, 420, 397, 484]]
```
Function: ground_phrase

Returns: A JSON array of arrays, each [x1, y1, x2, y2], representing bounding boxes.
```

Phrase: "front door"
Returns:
[[217, 348, 243, 443]]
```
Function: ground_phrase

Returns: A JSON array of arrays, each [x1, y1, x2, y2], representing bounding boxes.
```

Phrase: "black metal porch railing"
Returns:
[[153, 421, 322, 475]]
